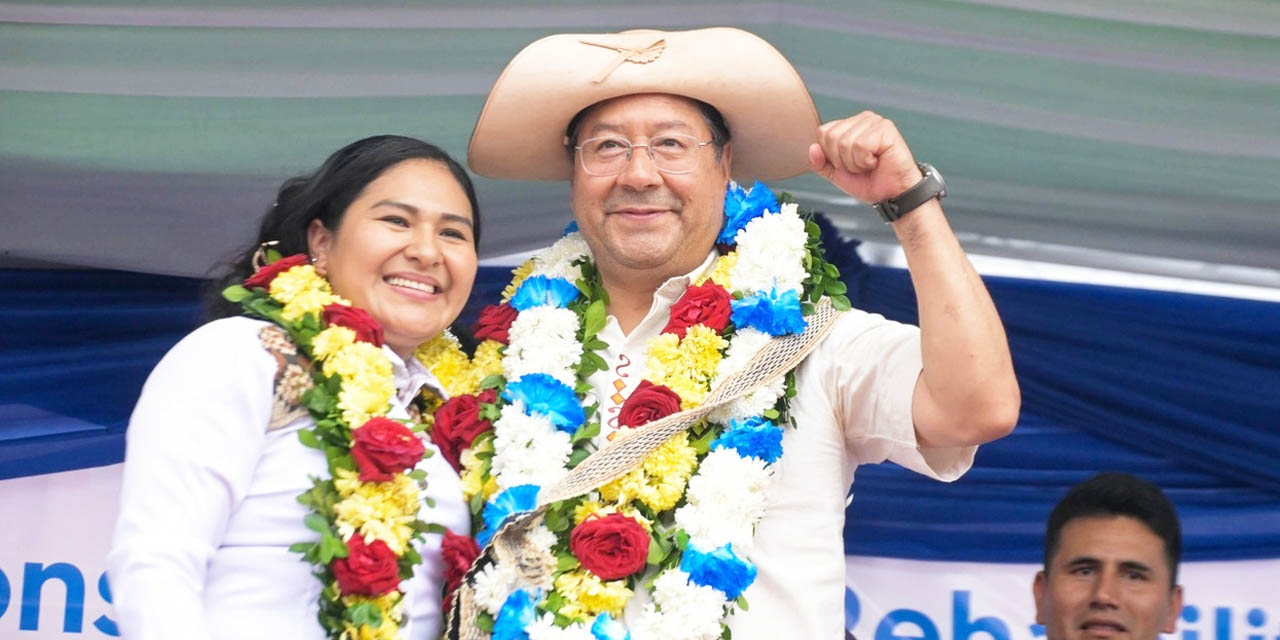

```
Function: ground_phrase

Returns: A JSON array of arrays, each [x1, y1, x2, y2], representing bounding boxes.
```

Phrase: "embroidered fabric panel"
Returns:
[[258, 325, 314, 432]]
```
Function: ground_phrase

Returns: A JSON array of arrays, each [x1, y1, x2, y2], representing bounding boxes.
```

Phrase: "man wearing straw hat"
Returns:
[[454, 27, 1020, 639]]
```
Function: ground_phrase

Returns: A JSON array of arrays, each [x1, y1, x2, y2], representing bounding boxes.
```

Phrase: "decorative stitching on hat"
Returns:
[[578, 38, 666, 83]]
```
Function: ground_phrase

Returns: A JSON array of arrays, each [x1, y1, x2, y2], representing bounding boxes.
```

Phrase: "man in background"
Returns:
[[1034, 472, 1184, 640]]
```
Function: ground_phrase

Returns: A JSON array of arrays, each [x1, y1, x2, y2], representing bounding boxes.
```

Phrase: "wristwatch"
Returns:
[[873, 162, 946, 223]]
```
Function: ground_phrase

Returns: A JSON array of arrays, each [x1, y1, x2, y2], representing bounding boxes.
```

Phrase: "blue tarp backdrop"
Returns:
[[2, 224, 1277, 563]]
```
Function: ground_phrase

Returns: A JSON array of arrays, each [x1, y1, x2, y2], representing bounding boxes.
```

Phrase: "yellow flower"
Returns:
[[324, 341, 392, 381], [333, 467, 361, 498], [572, 500, 652, 530], [415, 332, 481, 397], [599, 433, 697, 512], [471, 340, 505, 380], [645, 325, 726, 408], [312, 326, 357, 361], [554, 570, 632, 620], [333, 475, 420, 554], [323, 342, 394, 425], [269, 264, 328, 305], [338, 378, 395, 429], [481, 475, 500, 500], [501, 259, 536, 303], [338, 592, 404, 640], [698, 251, 738, 289], [282, 288, 343, 322]]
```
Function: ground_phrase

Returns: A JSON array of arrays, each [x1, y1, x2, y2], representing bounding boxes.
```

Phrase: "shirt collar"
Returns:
[[382, 345, 446, 406], [608, 250, 719, 342]]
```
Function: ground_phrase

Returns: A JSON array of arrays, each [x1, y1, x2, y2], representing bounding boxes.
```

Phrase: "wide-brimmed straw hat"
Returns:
[[468, 27, 820, 182]]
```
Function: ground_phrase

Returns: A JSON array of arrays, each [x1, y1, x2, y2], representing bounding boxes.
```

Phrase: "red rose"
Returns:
[[440, 529, 481, 612], [569, 513, 650, 580], [663, 282, 732, 338], [332, 534, 401, 596], [351, 417, 426, 482], [243, 254, 309, 290], [323, 304, 385, 347], [473, 303, 517, 344], [618, 380, 682, 429], [431, 389, 497, 472]]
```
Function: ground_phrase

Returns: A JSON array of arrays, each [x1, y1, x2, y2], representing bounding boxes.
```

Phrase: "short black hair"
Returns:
[[205, 135, 479, 319], [564, 95, 731, 162], [1044, 472, 1182, 585]]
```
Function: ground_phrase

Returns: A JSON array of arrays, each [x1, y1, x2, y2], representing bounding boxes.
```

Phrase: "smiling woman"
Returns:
[[106, 136, 484, 640]]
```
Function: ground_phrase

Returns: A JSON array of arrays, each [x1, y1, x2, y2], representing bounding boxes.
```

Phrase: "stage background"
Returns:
[[2, 1, 1278, 638]]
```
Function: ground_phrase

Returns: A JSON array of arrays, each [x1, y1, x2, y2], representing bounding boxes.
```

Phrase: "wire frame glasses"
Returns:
[[574, 134, 713, 176]]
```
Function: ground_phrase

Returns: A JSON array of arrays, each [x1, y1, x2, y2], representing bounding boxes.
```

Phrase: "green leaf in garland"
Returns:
[[582, 299, 607, 339], [736, 594, 750, 611], [824, 262, 841, 278], [556, 553, 580, 573], [303, 512, 330, 535], [831, 295, 852, 311], [544, 507, 569, 533], [221, 284, 251, 303], [318, 534, 347, 564], [479, 374, 505, 390], [289, 542, 315, 554], [567, 448, 591, 468], [476, 612, 494, 632], [265, 248, 283, 264], [297, 429, 322, 450], [346, 601, 381, 627], [570, 420, 600, 444], [676, 529, 690, 550], [302, 385, 333, 415], [824, 279, 847, 295], [469, 491, 486, 516]]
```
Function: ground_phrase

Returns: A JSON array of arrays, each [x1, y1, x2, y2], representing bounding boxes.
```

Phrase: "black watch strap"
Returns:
[[873, 162, 946, 223]]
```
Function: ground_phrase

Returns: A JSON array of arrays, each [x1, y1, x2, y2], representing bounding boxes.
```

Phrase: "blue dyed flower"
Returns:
[[510, 275, 580, 311], [711, 416, 784, 464], [492, 589, 538, 640], [563, 220, 579, 235], [479, 484, 540, 547], [591, 612, 631, 640], [730, 286, 807, 336], [718, 180, 779, 245], [502, 373, 586, 433], [681, 543, 757, 600]]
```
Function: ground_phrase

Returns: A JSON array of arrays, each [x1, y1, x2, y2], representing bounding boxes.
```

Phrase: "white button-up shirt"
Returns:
[[585, 253, 976, 639], [107, 316, 469, 640]]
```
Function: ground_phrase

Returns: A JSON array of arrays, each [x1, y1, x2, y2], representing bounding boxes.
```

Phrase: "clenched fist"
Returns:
[[807, 111, 924, 206]]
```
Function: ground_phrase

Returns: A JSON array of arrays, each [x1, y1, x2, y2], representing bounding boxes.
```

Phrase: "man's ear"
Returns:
[[1032, 570, 1048, 625], [1163, 585, 1184, 634], [719, 142, 733, 179]]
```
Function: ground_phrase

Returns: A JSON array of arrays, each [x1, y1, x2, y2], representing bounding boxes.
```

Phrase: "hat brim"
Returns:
[[468, 27, 820, 182]]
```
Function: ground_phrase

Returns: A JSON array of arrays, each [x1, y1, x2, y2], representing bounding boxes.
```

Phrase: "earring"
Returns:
[[250, 240, 280, 270]]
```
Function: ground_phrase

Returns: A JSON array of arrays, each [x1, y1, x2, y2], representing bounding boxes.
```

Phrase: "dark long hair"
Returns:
[[205, 135, 481, 320]]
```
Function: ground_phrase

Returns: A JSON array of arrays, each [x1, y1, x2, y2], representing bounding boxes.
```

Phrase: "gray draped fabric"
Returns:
[[3, 1, 1278, 286]]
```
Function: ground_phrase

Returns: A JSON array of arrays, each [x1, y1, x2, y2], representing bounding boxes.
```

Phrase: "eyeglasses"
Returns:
[[574, 134, 714, 177]]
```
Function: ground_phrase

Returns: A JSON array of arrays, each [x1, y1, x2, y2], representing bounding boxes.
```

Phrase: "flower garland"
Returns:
[[223, 255, 496, 640], [434, 182, 850, 640]]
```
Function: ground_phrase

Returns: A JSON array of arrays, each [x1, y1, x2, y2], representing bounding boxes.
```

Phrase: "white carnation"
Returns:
[[472, 561, 521, 615], [526, 523, 560, 551], [632, 569, 727, 640], [675, 450, 773, 549], [731, 206, 808, 294], [711, 327, 772, 383], [491, 403, 571, 489], [504, 306, 582, 385], [528, 613, 595, 640], [706, 375, 785, 424], [531, 232, 590, 283]]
